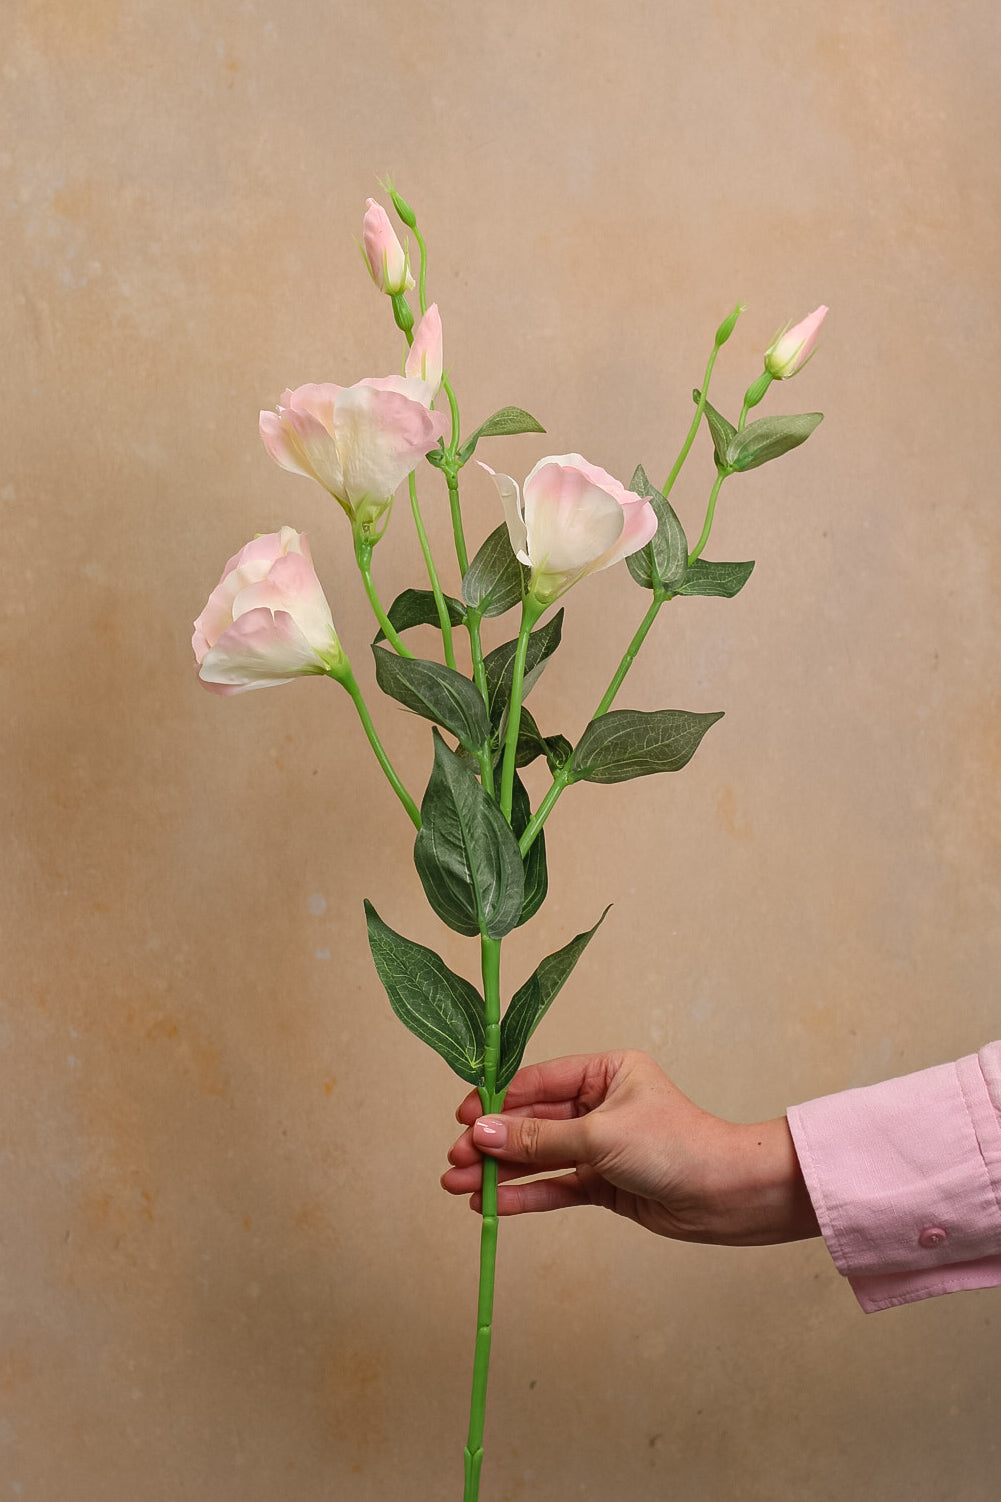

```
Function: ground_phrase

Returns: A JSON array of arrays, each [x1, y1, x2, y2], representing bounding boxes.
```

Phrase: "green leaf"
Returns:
[[364, 900, 484, 1084], [514, 706, 573, 772], [483, 609, 565, 729], [414, 730, 526, 938], [569, 708, 724, 784], [372, 587, 465, 643], [457, 406, 546, 465], [626, 464, 689, 591], [372, 649, 491, 753], [462, 523, 528, 619], [497, 907, 610, 1090], [509, 769, 548, 927], [725, 412, 823, 473], [675, 559, 755, 599], [693, 390, 737, 470]]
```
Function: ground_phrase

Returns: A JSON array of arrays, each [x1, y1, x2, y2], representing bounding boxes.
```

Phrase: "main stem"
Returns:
[[463, 935, 504, 1502]]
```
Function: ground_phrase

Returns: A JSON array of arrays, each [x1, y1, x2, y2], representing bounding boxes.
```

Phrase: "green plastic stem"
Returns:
[[354, 535, 415, 658], [336, 669, 421, 829], [408, 472, 457, 669], [462, 936, 505, 1502]]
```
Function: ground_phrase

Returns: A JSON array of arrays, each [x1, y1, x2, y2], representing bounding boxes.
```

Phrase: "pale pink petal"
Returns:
[[233, 552, 335, 652], [333, 386, 447, 504], [274, 404, 348, 496], [480, 462, 529, 564], [197, 607, 328, 694], [596, 494, 659, 568], [405, 304, 443, 396], [259, 409, 316, 480], [284, 384, 343, 434], [192, 533, 287, 660], [523, 461, 625, 575]]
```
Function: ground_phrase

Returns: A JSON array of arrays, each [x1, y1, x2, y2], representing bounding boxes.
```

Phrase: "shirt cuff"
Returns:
[[787, 1045, 1001, 1311]]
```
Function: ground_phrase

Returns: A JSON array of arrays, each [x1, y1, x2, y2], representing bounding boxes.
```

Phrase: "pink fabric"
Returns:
[[787, 1042, 1001, 1312]]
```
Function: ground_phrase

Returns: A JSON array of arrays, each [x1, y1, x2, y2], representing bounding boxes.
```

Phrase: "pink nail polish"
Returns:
[[475, 1116, 507, 1148]]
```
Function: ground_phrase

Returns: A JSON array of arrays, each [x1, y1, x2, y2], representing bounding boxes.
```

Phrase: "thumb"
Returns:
[[473, 1112, 591, 1167]]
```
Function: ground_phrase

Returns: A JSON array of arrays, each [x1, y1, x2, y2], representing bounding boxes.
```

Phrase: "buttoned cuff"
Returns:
[[787, 1045, 1001, 1312]]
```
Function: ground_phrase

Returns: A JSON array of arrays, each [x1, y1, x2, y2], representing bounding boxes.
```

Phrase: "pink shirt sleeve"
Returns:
[[786, 1042, 1001, 1312]]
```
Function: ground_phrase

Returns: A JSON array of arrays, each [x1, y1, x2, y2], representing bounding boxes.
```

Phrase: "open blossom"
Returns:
[[193, 528, 345, 695], [259, 315, 448, 539], [482, 454, 658, 605], [362, 197, 415, 295], [764, 305, 828, 379]]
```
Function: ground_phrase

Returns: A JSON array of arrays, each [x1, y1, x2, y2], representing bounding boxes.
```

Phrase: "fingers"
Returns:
[[470, 1172, 594, 1216], [455, 1052, 623, 1125]]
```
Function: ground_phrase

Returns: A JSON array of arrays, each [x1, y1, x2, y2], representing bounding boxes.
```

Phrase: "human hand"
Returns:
[[442, 1050, 820, 1247]]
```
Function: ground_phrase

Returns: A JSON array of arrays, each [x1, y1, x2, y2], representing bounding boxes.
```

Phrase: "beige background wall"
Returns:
[[4, 1, 1000, 1497]]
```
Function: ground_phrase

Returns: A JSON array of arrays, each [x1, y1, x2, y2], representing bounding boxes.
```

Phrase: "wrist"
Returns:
[[702, 1116, 821, 1247]]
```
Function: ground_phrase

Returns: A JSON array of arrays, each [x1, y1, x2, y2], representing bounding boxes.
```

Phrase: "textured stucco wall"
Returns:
[[3, 2, 1000, 1498]]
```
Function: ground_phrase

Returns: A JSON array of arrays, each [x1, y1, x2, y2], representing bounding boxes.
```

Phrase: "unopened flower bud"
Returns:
[[764, 305, 828, 379], [362, 198, 415, 296]]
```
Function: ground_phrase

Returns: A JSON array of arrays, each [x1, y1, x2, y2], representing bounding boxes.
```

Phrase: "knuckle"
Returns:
[[518, 1115, 543, 1162]]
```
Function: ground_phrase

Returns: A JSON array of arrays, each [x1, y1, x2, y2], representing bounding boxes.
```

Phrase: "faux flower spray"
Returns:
[[193, 185, 826, 1499]]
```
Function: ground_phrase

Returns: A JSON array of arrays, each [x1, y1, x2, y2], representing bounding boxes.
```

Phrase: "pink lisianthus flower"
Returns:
[[193, 528, 346, 696], [259, 318, 448, 541], [362, 197, 415, 295], [481, 453, 659, 606], [764, 305, 828, 379]]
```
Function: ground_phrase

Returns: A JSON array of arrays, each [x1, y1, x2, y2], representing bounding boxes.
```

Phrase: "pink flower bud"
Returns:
[[405, 304, 443, 399], [764, 305, 828, 379], [362, 197, 415, 295], [193, 529, 345, 695], [259, 379, 448, 538], [481, 454, 658, 606]]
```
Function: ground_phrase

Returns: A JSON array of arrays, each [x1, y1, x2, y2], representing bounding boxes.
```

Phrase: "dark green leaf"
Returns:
[[497, 907, 610, 1090], [414, 731, 525, 938], [675, 559, 755, 599], [725, 412, 823, 473], [693, 390, 737, 470], [462, 523, 528, 619], [372, 587, 465, 643], [364, 900, 484, 1084], [514, 707, 573, 772], [569, 708, 724, 784], [457, 406, 546, 465], [483, 609, 565, 729], [508, 770, 547, 927], [626, 464, 689, 591], [372, 648, 491, 753]]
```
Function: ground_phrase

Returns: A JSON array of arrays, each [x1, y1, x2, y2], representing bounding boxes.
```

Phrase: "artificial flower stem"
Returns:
[[411, 220, 430, 316], [445, 462, 470, 576], [408, 472, 457, 669], [662, 342, 724, 499], [518, 592, 670, 857], [687, 471, 728, 566], [336, 669, 421, 829], [593, 594, 665, 717], [462, 936, 505, 1502], [499, 597, 544, 822], [354, 535, 416, 658]]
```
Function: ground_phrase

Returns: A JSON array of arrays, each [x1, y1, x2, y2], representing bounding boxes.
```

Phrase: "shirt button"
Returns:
[[918, 1226, 947, 1249]]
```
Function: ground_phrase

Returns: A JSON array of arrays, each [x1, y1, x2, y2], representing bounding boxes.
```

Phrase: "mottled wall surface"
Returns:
[[3, 2, 1000, 1497]]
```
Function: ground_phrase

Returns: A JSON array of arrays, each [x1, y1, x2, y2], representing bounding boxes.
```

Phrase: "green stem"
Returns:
[[354, 534, 415, 658], [408, 472, 456, 669], [335, 669, 421, 828], [412, 221, 429, 316], [662, 342, 723, 499], [687, 469, 727, 565], [518, 592, 668, 856], [445, 468, 470, 577], [499, 597, 543, 823], [463, 936, 504, 1502]]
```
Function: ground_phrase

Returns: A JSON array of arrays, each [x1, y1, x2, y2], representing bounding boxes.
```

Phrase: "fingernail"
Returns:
[[474, 1116, 507, 1148]]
